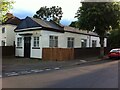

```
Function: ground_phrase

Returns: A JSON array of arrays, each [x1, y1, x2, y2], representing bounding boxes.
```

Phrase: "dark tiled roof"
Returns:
[[30, 17, 64, 30], [15, 17, 64, 32], [4, 17, 22, 25], [64, 26, 99, 36], [15, 16, 98, 36], [15, 17, 41, 30]]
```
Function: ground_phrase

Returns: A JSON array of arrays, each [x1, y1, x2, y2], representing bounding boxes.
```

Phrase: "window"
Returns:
[[67, 37, 74, 48], [2, 27, 5, 33], [92, 40, 97, 47], [17, 37, 22, 47], [81, 39, 87, 47], [49, 36, 58, 47], [33, 37, 39, 47], [2, 40, 5, 46]]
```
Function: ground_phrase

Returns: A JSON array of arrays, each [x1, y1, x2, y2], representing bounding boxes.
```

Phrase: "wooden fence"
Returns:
[[0, 46, 15, 57], [42, 48, 74, 61], [42, 47, 113, 61]]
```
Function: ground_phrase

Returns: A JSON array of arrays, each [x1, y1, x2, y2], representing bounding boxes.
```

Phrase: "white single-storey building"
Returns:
[[15, 17, 107, 59]]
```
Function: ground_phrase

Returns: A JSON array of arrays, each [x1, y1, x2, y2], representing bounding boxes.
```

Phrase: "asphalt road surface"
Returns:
[[2, 60, 119, 88]]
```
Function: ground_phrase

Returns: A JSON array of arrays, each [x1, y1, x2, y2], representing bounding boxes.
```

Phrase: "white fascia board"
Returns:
[[15, 27, 42, 32]]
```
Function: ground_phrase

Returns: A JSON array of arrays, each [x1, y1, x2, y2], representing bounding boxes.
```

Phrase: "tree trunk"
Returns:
[[100, 36, 104, 58]]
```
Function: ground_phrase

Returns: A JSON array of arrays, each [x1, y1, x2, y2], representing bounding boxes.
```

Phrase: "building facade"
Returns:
[[0, 24, 16, 46], [0, 13, 21, 46], [15, 17, 107, 59]]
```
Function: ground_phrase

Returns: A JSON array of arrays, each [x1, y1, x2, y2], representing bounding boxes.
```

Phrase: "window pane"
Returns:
[[55, 39, 58, 47], [49, 36, 58, 47], [33, 37, 39, 47], [17, 37, 22, 47], [2, 40, 5, 46], [2, 27, 5, 33], [67, 37, 74, 48], [81, 39, 87, 48], [92, 40, 96, 47]]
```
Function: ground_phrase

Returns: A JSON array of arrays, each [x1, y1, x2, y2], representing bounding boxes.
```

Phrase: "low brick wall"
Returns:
[[74, 48, 100, 59], [74, 47, 112, 59], [0, 46, 15, 57]]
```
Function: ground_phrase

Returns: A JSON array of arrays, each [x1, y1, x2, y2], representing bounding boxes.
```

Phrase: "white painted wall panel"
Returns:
[[6, 25, 16, 46], [15, 34, 24, 57]]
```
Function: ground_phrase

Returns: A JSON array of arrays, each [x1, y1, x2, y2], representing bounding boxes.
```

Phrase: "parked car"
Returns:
[[108, 48, 120, 59]]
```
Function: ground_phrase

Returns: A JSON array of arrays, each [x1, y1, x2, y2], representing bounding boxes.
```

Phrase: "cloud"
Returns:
[[60, 18, 77, 26], [10, 0, 81, 25], [11, 9, 34, 19], [11, 0, 81, 19]]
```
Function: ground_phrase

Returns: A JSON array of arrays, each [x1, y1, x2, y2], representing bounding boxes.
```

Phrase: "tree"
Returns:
[[0, 0, 14, 24], [33, 6, 63, 23], [69, 21, 79, 28], [108, 27, 120, 47], [75, 2, 120, 57]]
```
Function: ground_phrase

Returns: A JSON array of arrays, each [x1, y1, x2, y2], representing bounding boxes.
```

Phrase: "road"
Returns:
[[2, 60, 119, 88]]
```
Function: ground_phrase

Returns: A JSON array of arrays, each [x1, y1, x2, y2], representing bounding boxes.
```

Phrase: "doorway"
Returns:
[[24, 37, 31, 58]]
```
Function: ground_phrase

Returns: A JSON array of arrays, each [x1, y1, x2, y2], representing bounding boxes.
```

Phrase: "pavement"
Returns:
[[2, 56, 109, 77]]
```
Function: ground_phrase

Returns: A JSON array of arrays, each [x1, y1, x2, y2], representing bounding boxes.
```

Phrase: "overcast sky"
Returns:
[[10, 0, 82, 26]]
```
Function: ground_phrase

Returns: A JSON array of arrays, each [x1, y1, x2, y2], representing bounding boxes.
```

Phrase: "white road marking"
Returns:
[[4, 67, 61, 77], [45, 68, 51, 71], [80, 60, 87, 63], [54, 67, 60, 70], [6, 72, 19, 76], [20, 71, 31, 74], [31, 69, 44, 73]]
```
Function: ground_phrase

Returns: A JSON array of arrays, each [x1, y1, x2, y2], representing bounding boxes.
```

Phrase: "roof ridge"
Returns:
[[30, 17, 50, 28]]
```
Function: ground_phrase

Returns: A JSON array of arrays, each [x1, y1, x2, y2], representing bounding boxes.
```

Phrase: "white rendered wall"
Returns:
[[0, 26, 2, 46], [6, 25, 16, 46], [0, 25, 7, 46], [0, 24, 16, 46], [41, 30, 101, 48], [15, 29, 107, 59], [90, 36, 100, 47], [15, 30, 42, 58]]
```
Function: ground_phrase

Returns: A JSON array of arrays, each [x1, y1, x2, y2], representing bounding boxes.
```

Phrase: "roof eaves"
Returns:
[[15, 27, 43, 32]]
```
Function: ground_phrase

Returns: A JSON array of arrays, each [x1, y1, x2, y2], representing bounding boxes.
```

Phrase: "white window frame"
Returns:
[[92, 40, 97, 47], [81, 39, 87, 48], [17, 37, 22, 47], [49, 36, 58, 47], [33, 37, 39, 48], [67, 37, 74, 48]]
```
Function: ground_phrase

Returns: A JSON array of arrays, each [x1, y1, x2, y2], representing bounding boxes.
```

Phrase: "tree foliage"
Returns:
[[0, 0, 14, 24], [75, 2, 120, 57], [108, 28, 120, 47], [33, 6, 63, 23], [76, 2, 120, 35], [69, 21, 79, 28]]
